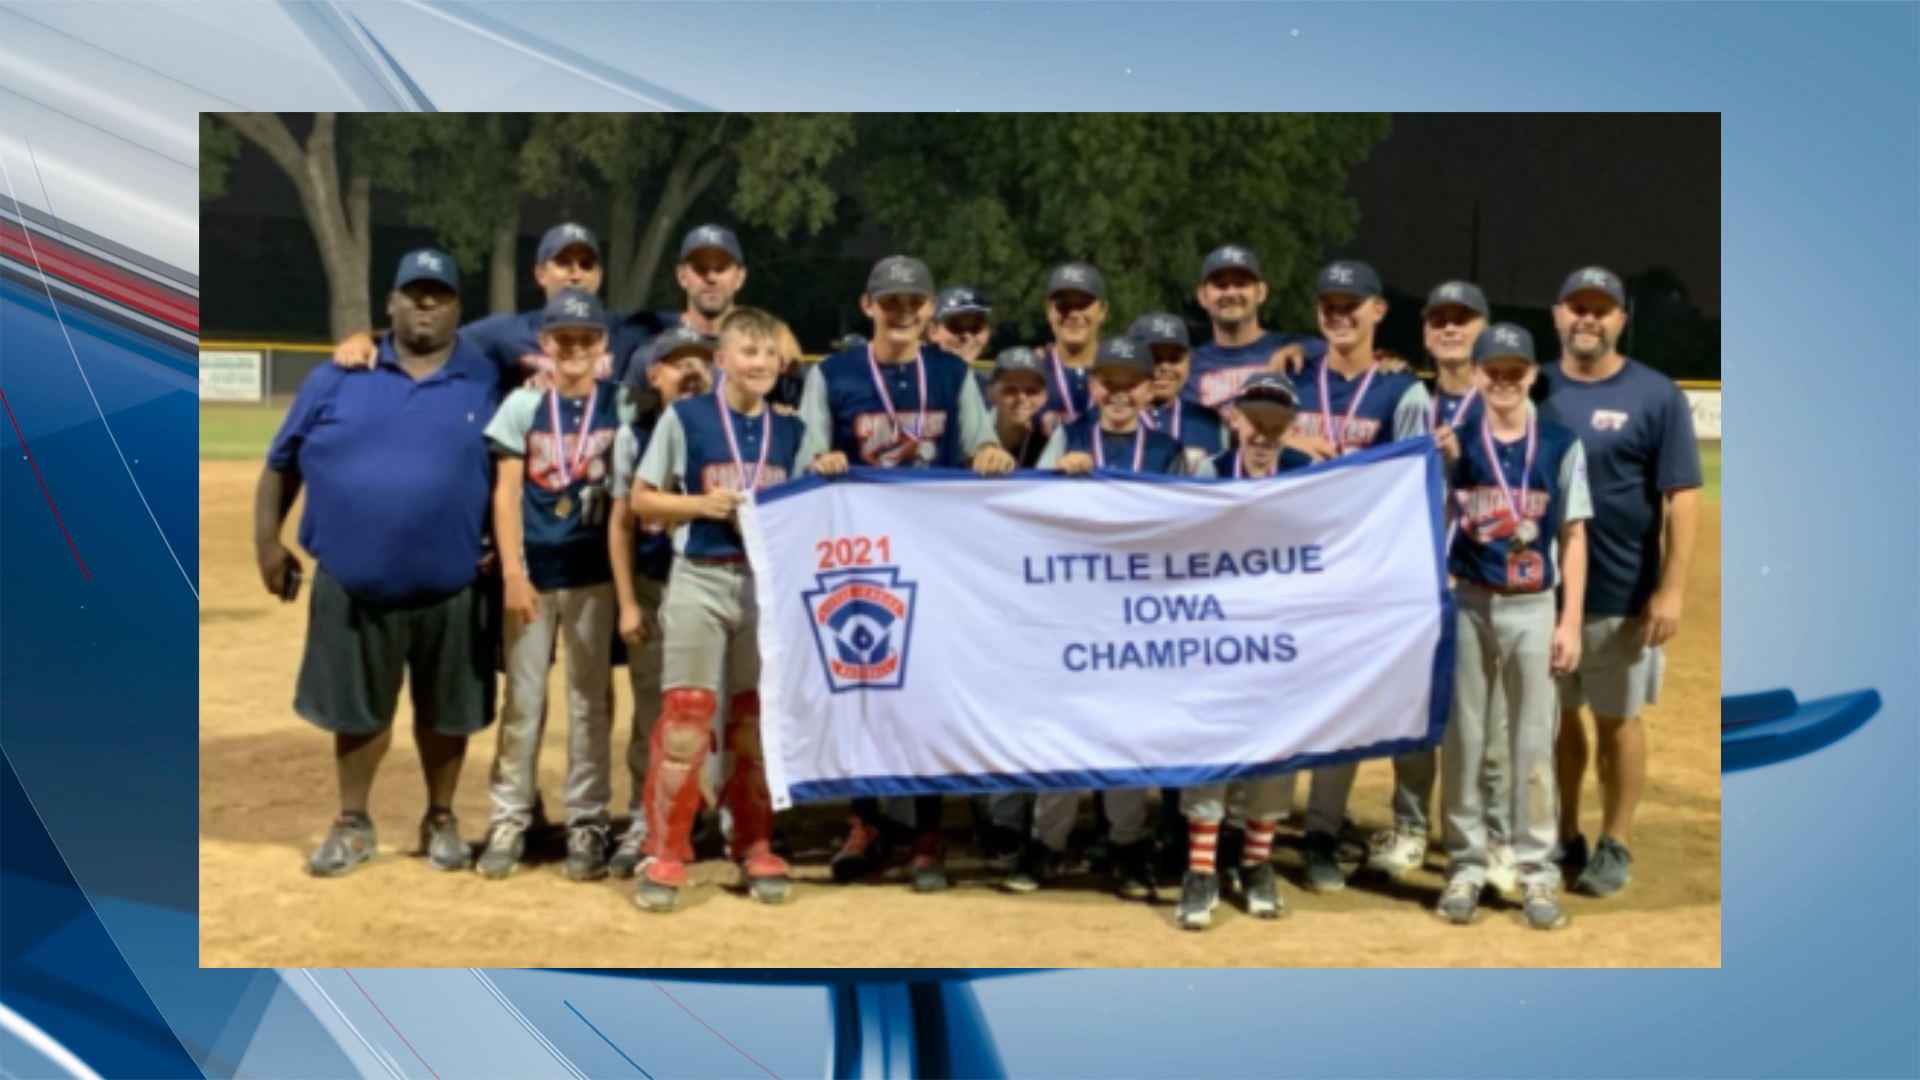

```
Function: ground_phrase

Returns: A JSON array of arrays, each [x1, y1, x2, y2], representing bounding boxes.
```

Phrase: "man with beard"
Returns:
[[258, 250, 500, 877], [1033, 263, 1108, 436], [1539, 267, 1701, 900], [606, 326, 717, 877], [1186, 245, 1328, 414]]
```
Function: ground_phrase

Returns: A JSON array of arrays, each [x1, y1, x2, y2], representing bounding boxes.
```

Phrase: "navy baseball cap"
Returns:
[[542, 288, 606, 332], [680, 224, 744, 264], [1200, 244, 1262, 283], [990, 346, 1046, 381], [1559, 266, 1626, 307], [1129, 312, 1192, 351], [1234, 371, 1301, 410], [536, 223, 599, 265], [935, 286, 990, 322], [1316, 260, 1383, 299], [1473, 323, 1537, 366], [645, 325, 715, 367], [1091, 336, 1152, 377], [867, 256, 935, 299], [1422, 280, 1489, 317], [394, 248, 459, 291], [1047, 262, 1106, 301]]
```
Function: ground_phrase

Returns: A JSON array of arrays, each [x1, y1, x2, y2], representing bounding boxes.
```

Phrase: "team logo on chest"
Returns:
[[1590, 409, 1630, 432], [804, 568, 918, 692]]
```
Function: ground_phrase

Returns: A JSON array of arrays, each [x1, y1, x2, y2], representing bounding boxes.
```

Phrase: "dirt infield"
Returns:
[[201, 460, 1720, 968]]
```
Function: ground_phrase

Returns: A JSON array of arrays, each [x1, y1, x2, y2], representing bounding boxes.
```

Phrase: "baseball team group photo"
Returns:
[[198, 112, 1722, 969]]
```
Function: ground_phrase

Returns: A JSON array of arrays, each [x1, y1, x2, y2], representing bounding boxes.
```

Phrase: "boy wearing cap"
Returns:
[[1290, 259, 1437, 894], [984, 347, 1053, 471], [1130, 312, 1229, 473], [477, 289, 628, 881], [629, 307, 819, 912], [1174, 371, 1315, 929], [929, 286, 994, 363], [800, 256, 1016, 892], [1011, 337, 1214, 902], [1362, 280, 1502, 886], [1541, 266, 1701, 899], [1033, 262, 1108, 436], [605, 326, 717, 878], [1188, 245, 1328, 413], [262, 249, 501, 877], [1436, 323, 1589, 932]]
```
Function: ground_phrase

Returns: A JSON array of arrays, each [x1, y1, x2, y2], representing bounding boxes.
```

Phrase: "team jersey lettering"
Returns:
[[698, 462, 792, 494], [1197, 366, 1261, 409], [853, 412, 950, 467], [1590, 409, 1631, 432], [1454, 487, 1552, 544], [1291, 412, 1382, 450], [526, 429, 615, 490]]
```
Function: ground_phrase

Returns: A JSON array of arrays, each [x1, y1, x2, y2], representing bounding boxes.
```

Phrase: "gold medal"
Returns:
[[555, 494, 574, 519]]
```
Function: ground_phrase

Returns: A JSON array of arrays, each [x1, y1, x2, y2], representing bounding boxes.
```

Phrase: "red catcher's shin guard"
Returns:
[[641, 688, 716, 864], [720, 692, 780, 867]]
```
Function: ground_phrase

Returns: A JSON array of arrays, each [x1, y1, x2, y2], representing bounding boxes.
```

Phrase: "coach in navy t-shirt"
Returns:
[[258, 249, 502, 880], [1536, 266, 1702, 901], [1186, 244, 1328, 412]]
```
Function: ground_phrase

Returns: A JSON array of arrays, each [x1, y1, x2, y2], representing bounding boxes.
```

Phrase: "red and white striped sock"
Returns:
[[1243, 822, 1277, 867], [1188, 821, 1220, 874]]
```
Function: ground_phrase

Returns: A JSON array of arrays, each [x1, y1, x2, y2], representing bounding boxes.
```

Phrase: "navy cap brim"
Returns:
[[1722, 689, 1881, 771]]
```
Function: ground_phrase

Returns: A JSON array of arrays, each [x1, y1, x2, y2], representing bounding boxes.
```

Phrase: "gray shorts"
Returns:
[[1556, 614, 1664, 720], [294, 567, 497, 737]]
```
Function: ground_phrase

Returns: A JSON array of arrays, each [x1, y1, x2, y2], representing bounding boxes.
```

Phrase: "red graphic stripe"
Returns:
[[0, 384, 88, 579], [647, 979, 783, 1079], [0, 218, 197, 332], [342, 969, 440, 1079]]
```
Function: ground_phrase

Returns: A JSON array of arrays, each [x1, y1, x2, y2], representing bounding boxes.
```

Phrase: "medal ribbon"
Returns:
[[546, 384, 599, 485], [1142, 402, 1183, 442], [1431, 386, 1479, 431], [866, 344, 929, 450], [1048, 347, 1079, 424], [1317, 361, 1377, 452], [1091, 424, 1147, 471], [716, 390, 773, 493], [1479, 412, 1538, 544]]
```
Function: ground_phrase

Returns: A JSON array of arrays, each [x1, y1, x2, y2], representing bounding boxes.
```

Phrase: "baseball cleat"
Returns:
[[1111, 840, 1157, 902], [1301, 831, 1348, 893], [1241, 861, 1285, 919], [1175, 870, 1220, 931], [1365, 824, 1428, 880], [418, 811, 472, 872], [308, 814, 377, 877], [475, 821, 526, 880], [564, 823, 611, 881], [1002, 842, 1063, 894], [1522, 880, 1572, 930], [1485, 843, 1521, 902], [608, 830, 647, 879], [1574, 836, 1633, 898], [983, 825, 1024, 873], [635, 858, 688, 912], [1434, 876, 1481, 925], [1334, 816, 1369, 865], [830, 818, 886, 884], [742, 846, 795, 905], [909, 830, 949, 893], [1552, 833, 1589, 880]]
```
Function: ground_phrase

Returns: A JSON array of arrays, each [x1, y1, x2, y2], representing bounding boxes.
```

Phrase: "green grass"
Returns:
[[201, 402, 290, 461], [1701, 441, 1719, 503]]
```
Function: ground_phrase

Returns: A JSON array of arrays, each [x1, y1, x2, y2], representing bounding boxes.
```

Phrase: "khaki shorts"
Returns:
[[1556, 614, 1664, 720]]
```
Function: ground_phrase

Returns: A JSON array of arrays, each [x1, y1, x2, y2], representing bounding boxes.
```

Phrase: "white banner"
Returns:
[[741, 440, 1455, 809], [199, 350, 264, 402], [1684, 388, 1720, 440]]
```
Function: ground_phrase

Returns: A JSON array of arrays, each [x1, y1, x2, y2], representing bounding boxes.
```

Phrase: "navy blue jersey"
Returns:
[[620, 421, 676, 582], [485, 380, 624, 590], [1036, 348, 1093, 437], [608, 309, 681, 386], [1537, 358, 1702, 616], [1292, 355, 1430, 452], [1143, 399, 1227, 457], [1059, 413, 1188, 476], [268, 336, 500, 604], [810, 345, 981, 468], [1187, 330, 1327, 411], [652, 392, 807, 559], [1448, 415, 1592, 593], [1429, 384, 1486, 431], [1210, 445, 1316, 478]]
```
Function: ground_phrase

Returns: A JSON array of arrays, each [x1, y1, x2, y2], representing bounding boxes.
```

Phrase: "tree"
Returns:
[[522, 114, 855, 311], [854, 114, 1392, 338], [379, 113, 538, 315], [204, 113, 382, 339]]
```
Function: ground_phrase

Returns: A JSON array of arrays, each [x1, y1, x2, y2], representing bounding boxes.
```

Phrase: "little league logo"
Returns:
[[804, 568, 918, 693]]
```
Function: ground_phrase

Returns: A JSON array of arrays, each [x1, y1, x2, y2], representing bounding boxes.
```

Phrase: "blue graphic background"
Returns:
[[0, 1, 1914, 1077]]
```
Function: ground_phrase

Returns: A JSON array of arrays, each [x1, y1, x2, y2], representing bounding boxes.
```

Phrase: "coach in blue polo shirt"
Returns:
[[1538, 266, 1703, 899], [256, 249, 503, 879]]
